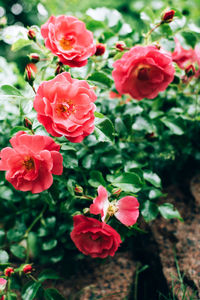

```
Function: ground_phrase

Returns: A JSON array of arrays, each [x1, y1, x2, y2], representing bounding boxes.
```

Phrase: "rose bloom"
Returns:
[[112, 45, 175, 100], [0, 278, 7, 291], [0, 131, 63, 193], [41, 15, 96, 67], [34, 72, 97, 143], [70, 215, 122, 258], [172, 37, 196, 69], [90, 186, 139, 226]]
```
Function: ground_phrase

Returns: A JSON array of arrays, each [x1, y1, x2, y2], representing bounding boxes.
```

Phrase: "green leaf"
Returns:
[[11, 38, 32, 51], [44, 288, 65, 300], [38, 270, 60, 283], [10, 244, 26, 259], [88, 72, 113, 89], [94, 116, 115, 143], [94, 111, 105, 118], [181, 31, 197, 48], [158, 203, 183, 221], [10, 126, 30, 136], [22, 282, 41, 300], [106, 172, 143, 193], [0, 250, 9, 263], [42, 239, 57, 251], [0, 85, 22, 96], [141, 200, 159, 222], [0, 229, 5, 245], [143, 171, 161, 188], [161, 117, 184, 135], [89, 171, 106, 187]]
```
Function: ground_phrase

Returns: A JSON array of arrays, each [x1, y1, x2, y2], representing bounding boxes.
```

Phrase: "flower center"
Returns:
[[137, 67, 150, 81], [23, 157, 35, 171], [59, 37, 73, 51], [107, 202, 118, 216], [55, 101, 75, 118]]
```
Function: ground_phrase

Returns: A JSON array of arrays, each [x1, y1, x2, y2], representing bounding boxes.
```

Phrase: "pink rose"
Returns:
[[70, 215, 122, 258], [41, 15, 96, 67], [34, 72, 97, 143], [90, 186, 139, 226], [112, 45, 175, 100], [172, 37, 196, 69], [0, 131, 63, 193], [0, 278, 7, 291]]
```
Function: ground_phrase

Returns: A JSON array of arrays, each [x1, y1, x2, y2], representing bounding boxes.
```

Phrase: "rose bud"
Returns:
[[4, 267, 14, 277], [146, 132, 155, 139], [112, 188, 122, 197], [23, 264, 32, 274], [28, 29, 36, 41], [185, 64, 195, 77], [29, 53, 40, 63], [24, 64, 35, 85], [24, 117, 32, 130], [74, 185, 83, 194], [116, 41, 126, 51], [0, 296, 5, 300], [95, 43, 106, 56], [162, 10, 175, 23], [0, 278, 7, 291], [55, 63, 64, 75]]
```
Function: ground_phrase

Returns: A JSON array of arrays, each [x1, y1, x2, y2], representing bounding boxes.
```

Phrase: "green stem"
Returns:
[[24, 205, 46, 238], [145, 22, 162, 44]]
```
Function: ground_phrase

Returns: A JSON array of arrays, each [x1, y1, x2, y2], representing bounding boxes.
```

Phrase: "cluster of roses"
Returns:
[[0, 13, 194, 258]]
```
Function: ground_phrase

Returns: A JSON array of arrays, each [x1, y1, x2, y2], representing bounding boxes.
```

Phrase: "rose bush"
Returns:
[[34, 72, 97, 143], [0, 131, 63, 193], [0, 3, 199, 299], [70, 215, 122, 258], [41, 15, 96, 67]]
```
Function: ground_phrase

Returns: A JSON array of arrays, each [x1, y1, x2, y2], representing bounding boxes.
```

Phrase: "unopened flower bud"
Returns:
[[112, 188, 122, 197], [162, 10, 175, 23], [55, 63, 64, 75], [146, 132, 155, 139], [23, 264, 32, 274], [0, 278, 7, 292], [4, 267, 14, 277], [75, 185, 83, 194], [116, 41, 126, 51], [29, 53, 40, 63], [185, 64, 195, 77], [0, 16, 7, 28], [28, 29, 36, 41], [24, 117, 32, 130], [24, 64, 36, 85], [0, 295, 5, 300], [95, 43, 106, 56]]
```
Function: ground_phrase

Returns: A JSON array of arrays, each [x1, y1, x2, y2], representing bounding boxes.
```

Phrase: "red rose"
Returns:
[[41, 15, 96, 67], [70, 215, 122, 258], [34, 72, 97, 143], [0, 131, 63, 193], [112, 45, 175, 100], [172, 37, 196, 69]]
